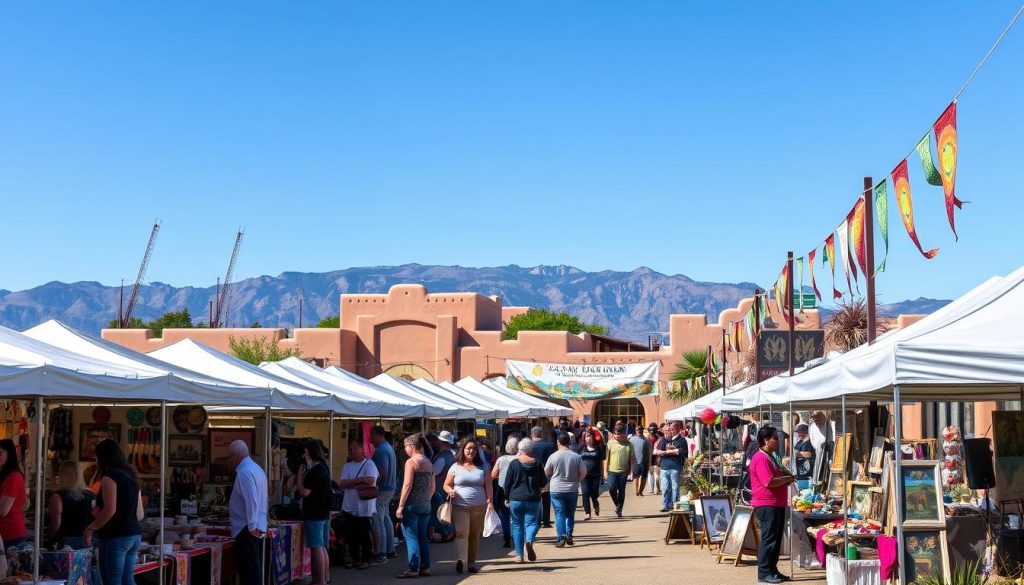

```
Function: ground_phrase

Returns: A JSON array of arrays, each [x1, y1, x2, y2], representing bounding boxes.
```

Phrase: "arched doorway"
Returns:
[[384, 363, 434, 382], [593, 398, 645, 429]]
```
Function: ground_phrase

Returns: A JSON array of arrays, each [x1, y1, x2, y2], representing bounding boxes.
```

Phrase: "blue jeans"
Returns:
[[660, 468, 681, 510], [494, 484, 511, 542], [98, 534, 141, 585], [550, 491, 577, 540], [400, 503, 431, 572], [373, 489, 395, 555], [509, 500, 540, 558]]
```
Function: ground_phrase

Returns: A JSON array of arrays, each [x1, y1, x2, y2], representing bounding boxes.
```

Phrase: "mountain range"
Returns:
[[0, 264, 948, 340]]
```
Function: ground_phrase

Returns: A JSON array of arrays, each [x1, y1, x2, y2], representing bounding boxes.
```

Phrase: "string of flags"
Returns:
[[768, 101, 964, 306]]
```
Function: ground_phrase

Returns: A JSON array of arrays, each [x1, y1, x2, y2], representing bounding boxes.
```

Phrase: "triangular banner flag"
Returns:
[[874, 180, 889, 274], [808, 248, 822, 301], [823, 234, 842, 299], [837, 220, 855, 296], [892, 159, 939, 259], [934, 101, 963, 240], [915, 134, 943, 186], [850, 196, 868, 276]]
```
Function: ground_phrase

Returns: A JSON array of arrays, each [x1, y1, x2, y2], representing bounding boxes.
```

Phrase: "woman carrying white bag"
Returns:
[[443, 437, 493, 575]]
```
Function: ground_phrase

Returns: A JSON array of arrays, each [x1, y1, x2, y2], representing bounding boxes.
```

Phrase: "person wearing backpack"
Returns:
[[296, 439, 332, 585]]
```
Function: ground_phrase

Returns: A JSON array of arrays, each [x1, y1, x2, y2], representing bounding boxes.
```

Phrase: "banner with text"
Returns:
[[505, 360, 659, 400]]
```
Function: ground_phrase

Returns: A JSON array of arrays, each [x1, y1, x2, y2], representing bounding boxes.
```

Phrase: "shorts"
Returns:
[[303, 519, 330, 549]]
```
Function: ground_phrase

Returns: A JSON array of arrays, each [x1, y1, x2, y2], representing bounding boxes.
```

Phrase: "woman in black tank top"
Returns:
[[85, 439, 144, 585], [46, 460, 95, 549]]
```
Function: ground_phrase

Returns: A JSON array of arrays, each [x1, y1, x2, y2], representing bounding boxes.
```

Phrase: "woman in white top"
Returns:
[[338, 441, 378, 570], [490, 435, 519, 548], [444, 437, 493, 574]]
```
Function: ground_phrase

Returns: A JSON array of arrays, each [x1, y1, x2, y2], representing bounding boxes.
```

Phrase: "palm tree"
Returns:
[[668, 348, 721, 402], [824, 299, 888, 353]]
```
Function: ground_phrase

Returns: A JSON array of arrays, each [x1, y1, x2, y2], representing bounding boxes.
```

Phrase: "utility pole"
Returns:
[[787, 251, 795, 376], [721, 328, 728, 391], [753, 288, 762, 383], [863, 176, 877, 343]]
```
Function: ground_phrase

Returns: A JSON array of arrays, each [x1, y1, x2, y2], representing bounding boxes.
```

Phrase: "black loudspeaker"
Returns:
[[963, 437, 996, 489]]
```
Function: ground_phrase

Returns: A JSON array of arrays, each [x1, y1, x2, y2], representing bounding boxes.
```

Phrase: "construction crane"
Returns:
[[118, 220, 161, 328], [213, 228, 244, 328]]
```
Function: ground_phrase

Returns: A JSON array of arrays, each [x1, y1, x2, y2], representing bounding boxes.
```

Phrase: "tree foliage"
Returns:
[[228, 336, 302, 365], [107, 309, 201, 337], [668, 348, 721, 402], [316, 315, 340, 328], [824, 299, 887, 353], [502, 309, 607, 341]]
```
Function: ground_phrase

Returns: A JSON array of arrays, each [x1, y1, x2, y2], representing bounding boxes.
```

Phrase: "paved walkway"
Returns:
[[332, 487, 828, 584]]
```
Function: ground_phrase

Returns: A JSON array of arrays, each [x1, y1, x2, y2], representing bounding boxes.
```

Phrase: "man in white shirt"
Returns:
[[228, 440, 268, 584], [809, 411, 834, 487]]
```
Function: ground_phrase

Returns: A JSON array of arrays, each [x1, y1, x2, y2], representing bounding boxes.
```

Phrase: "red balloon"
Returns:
[[700, 407, 718, 425]]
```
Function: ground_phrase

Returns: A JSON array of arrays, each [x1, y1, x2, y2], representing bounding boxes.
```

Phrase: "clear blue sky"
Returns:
[[1, 2, 1022, 307]]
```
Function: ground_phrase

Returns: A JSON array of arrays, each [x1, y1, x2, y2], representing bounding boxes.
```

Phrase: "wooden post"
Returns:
[[863, 176, 877, 343], [787, 252, 795, 376], [753, 289, 762, 383]]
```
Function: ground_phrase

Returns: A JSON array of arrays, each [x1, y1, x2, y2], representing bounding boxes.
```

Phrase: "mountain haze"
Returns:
[[0, 265, 946, 340]]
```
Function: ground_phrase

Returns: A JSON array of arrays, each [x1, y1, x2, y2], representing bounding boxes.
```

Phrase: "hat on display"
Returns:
[[438, 430, 457, 445]]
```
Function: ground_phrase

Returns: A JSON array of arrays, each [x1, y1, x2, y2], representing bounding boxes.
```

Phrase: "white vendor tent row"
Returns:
[[449, 377, 558, 418], [367, 373, 477, 419], [478, 376, 574, 417], [260, 357, 424, 418], [412, 378, 510, 419]]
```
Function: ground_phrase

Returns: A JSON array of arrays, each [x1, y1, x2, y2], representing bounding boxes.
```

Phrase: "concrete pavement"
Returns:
[[332, 486, 828, 584]]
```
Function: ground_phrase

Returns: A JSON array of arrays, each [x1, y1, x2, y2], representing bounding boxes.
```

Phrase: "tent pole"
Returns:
[[32, 396, 43, 585], [841, 394, 849, 585], [328, 412, 335, 477], [789, 399, 795, 578], [893, 387, 906, 585], [263, 406, 272, 583], [159, 401, 167, 585]]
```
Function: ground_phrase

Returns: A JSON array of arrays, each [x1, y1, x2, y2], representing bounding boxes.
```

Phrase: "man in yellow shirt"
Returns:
[[605, 423, 636, 518]]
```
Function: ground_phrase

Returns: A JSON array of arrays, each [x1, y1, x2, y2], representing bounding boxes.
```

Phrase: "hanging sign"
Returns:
[[505, 359, 659, 400], [757, 330, 824, 379]]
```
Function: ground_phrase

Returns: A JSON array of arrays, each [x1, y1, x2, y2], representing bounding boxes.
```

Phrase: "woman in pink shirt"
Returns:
[[749, 426, 796, 584]]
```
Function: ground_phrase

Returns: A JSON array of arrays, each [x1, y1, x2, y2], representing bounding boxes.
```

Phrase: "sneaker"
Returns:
[[594, 501, 600, 516], [555, 539, 565, 548], [456, 560, 464, 574], [758, 577, 783, 584], [525, 542, 537, 562], [659, 508, 670, 513], [615, 509, 623, 518], [565, 535, 574, 546], [373, 554, 388, 565], [774, 574, 791, 582], [583, 514, 592, 521]]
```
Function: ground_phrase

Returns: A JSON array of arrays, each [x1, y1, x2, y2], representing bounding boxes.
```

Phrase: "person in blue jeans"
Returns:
[[545, 433, 587, 547], [654, 421, 688, 512], [84, 439, 144, 585], [503, 439, 547, 563], [396, 434, 435, 578]]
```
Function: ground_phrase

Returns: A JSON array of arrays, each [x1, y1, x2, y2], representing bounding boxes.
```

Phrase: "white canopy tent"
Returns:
[[365, 373, 473, 419], [411, 378, 510, 420], [259, 358, 424, 418], [150, 339, 345, 413], [479, 376, 574, 417], [447, 377, 558, 418]]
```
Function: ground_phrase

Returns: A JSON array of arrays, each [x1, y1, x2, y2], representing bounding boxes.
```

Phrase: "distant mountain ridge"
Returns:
[[0, 264, 947, 340]]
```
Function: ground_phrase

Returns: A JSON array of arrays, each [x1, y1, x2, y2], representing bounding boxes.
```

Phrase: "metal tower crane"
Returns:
[[118, 220, 161, 328], [213, 228, 244, 328]]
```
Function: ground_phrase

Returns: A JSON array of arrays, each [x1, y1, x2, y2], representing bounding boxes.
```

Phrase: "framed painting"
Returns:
[[869, 433, 887, 474], [902, 528, 950, 584], [699, 495, 733, 543], [168, 435, 205, 467], [846, 481, 873, 518], [826, 470, 846, 499], [900, 460, 944, 527], [718, 505, 758, 565], [992, 411, 1024, 502], [209, 428, 256, 483], [831, 433, 852, 472], [79, 423, 122, 462], [866, 487, 885, 524]]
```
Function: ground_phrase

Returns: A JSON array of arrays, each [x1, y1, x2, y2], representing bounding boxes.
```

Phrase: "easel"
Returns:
[[664, 510, 696, 545], [699, 520, 722, 551], [717, 514, 760, 566]]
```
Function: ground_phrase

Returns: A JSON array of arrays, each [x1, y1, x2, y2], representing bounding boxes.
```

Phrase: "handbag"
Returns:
[[436, 495, 453, 525], [354, 461, 380, 501]]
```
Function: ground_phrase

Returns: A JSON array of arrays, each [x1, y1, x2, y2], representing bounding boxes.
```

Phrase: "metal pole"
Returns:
[[842, 394, 849, 585], [328, 412, 335, 477], [263, 406, 272, 583], [893, 387, 906, 585], [753, 289, 762, 383], [789, 399, 795, 578], [721, 328, 728, 390], [787, 251, 795, 376], [863, 176, 877, 344], [159, 401, 167, 585], [32, 396, 43, 585]]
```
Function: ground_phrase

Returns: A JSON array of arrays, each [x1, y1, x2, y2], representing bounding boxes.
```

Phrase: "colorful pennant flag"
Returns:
[[915, 134, 943, 186], [795, 256, 804, 309], [779, 264, 792, 325], [836, 219, 855, 296], [934, 102, 963, 239], [808, 248, 822, 301], [823, 234, 842, 299], [892, 159, 939, 259], [874, 180, 889, 274], [849, 196, 868, 276]]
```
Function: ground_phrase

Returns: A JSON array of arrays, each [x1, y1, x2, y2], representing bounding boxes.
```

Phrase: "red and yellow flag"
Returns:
[[934, 102, 963, 240], [892, 160, 939, 259], [849, 196, 868, 276], [808, 248, 821, 301], [823, 234, 842, 299]]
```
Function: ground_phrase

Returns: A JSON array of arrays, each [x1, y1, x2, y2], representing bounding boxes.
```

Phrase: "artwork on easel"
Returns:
[[698, 495, 733, 549], [832, 433, 852, 472], [717, 505, 759, 566], [869, 430, 887, 474]]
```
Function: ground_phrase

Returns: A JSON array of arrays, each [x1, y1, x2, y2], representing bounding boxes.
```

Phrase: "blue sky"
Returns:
[[1, 2, 1022, 307]]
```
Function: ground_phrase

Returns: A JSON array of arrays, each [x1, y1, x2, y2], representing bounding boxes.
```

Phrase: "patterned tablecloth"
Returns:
[[207, 521, 310, 585], [6, 546, 93, 585]]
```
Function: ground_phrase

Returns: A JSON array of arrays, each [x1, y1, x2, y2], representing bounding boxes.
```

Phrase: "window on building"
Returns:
[[593, 398, 645, 429]]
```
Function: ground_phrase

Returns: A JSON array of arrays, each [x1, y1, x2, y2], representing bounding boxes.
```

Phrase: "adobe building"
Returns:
[[103, 284, 822, 425]]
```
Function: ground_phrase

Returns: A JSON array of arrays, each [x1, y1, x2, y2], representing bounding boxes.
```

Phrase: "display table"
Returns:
[[135, 557, 174, 585], [6, 545, 94, 585], [825, 553, 881, 585], [663, 511, 696, 545], [208, 521, 309, 585], [792, 512, 843, 569]]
